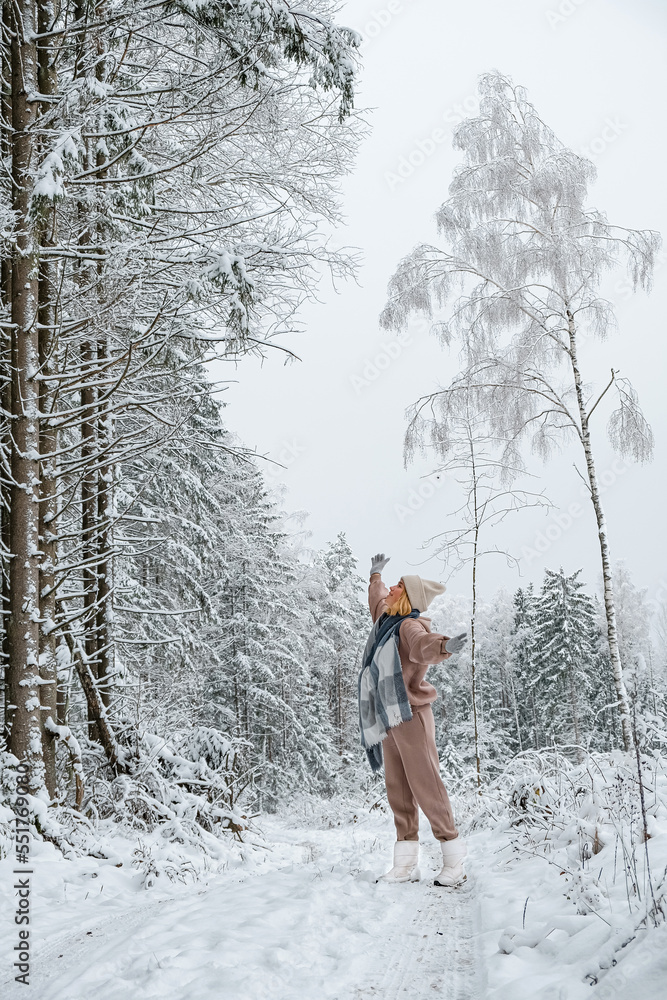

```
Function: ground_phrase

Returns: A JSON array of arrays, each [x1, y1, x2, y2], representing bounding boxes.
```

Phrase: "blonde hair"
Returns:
[[386, 591, 412, 617]]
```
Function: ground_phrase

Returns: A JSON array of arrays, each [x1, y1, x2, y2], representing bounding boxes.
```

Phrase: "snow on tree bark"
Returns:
[[6, 0, 46, 791], [566, 311, 632, 752], [36, 0, 60, 797]]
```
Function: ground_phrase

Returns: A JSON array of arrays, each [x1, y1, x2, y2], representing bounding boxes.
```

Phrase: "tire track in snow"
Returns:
[[1, 822, 485, 1000], [1, 893, 185, 1000], [354, 845, 484, 1000]]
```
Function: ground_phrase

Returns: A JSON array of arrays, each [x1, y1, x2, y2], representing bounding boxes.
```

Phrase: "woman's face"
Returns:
[[387, 580, 405, 606]]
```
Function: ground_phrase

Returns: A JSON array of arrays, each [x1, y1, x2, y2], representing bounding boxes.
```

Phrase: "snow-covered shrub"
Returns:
[[0, 741, 101, 859], [131, 840, 199, 888], [469, 748, 667, 924], [0, 725, 259, 867], [282, 786, 389, 830], [0, 747, 19, 860], [84, 726, 255, 845]]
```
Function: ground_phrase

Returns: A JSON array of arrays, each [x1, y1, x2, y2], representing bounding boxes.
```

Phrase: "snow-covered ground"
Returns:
[[0, 807, 483, 1000], [2, 767, 667, 999]]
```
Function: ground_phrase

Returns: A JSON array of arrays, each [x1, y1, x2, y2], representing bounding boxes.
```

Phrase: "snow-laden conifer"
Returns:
[[531, 568, 603, 755]]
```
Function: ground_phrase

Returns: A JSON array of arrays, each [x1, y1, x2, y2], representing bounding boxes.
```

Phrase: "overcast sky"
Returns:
[[211, 0, 667, 607]]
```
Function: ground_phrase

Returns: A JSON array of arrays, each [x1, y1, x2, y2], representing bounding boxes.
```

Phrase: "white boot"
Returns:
[[434, 837, 467, 887], [376, 840, 421, 883]]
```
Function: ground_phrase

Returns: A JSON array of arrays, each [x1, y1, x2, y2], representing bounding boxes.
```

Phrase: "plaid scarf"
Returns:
[[357, 610, 419, 772]]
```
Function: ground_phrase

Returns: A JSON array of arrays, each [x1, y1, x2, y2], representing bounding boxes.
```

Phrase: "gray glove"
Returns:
[[445, 632, 467, 655], [370, 552, 390, 578]]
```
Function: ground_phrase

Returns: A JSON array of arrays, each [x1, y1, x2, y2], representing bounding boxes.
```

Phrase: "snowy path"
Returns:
[[354, 858, 483, 1000], [4, 803, 667, 998], [1, 815, 485, 1000]]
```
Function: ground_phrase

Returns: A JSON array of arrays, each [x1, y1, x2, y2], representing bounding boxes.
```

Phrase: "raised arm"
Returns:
[[368, 552, 390, 622]]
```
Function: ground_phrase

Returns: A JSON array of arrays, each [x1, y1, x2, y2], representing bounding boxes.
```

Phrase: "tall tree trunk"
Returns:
[[531, 690, 539, 749], [6, 0, 45, 790], [36, 0, 59, 797], [81, 337, 100, 737], [469, 442, 481, 789], [0, 334, 9, 743], [95, 367, 113, 712], [567, 667, 583, 761], [0, 0, 12, 741], [37, 257, 58, 794], [567, 310, 633, 751], [94, 67, 113, 714], [508, 669, 522, 752], [72, 0, 103, 741]]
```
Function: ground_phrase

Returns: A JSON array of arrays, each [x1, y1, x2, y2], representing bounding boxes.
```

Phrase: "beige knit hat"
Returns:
[[401, 575, 446, 612]]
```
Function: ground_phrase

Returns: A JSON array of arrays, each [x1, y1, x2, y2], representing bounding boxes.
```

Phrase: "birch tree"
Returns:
[[407, 388, 549, 785], [381, 71, 660, 751]]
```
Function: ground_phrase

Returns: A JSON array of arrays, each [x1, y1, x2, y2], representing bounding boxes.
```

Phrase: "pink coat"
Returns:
[[368, 576, 453, 707]]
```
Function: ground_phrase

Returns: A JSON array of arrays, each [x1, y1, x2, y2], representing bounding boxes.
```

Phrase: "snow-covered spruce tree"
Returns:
[[508, 583, 541, 750], [315, 533, 368, 763], [195, 468, 336, 806], [474, 589, 524, 756], [651, 601, 667, 730], [53, 364, 368, 820], [201, 525, 371, 805], [381, 71, 660, 751], [44, 357, 237, 808], [108, 368, 239, 733], [50, 0, 360, 748], [531, 568, 604, 756], [1, 0, 361, 798], [62, 358, 314, 802], [428, 591, 518, 785], [427, 592, 472, 777]]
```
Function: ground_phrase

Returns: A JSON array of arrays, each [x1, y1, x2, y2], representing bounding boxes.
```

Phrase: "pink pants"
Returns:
[[383, 703, 458, 842]]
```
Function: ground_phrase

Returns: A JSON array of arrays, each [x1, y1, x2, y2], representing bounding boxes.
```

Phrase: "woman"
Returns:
[[361, 552, 468, 887]]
